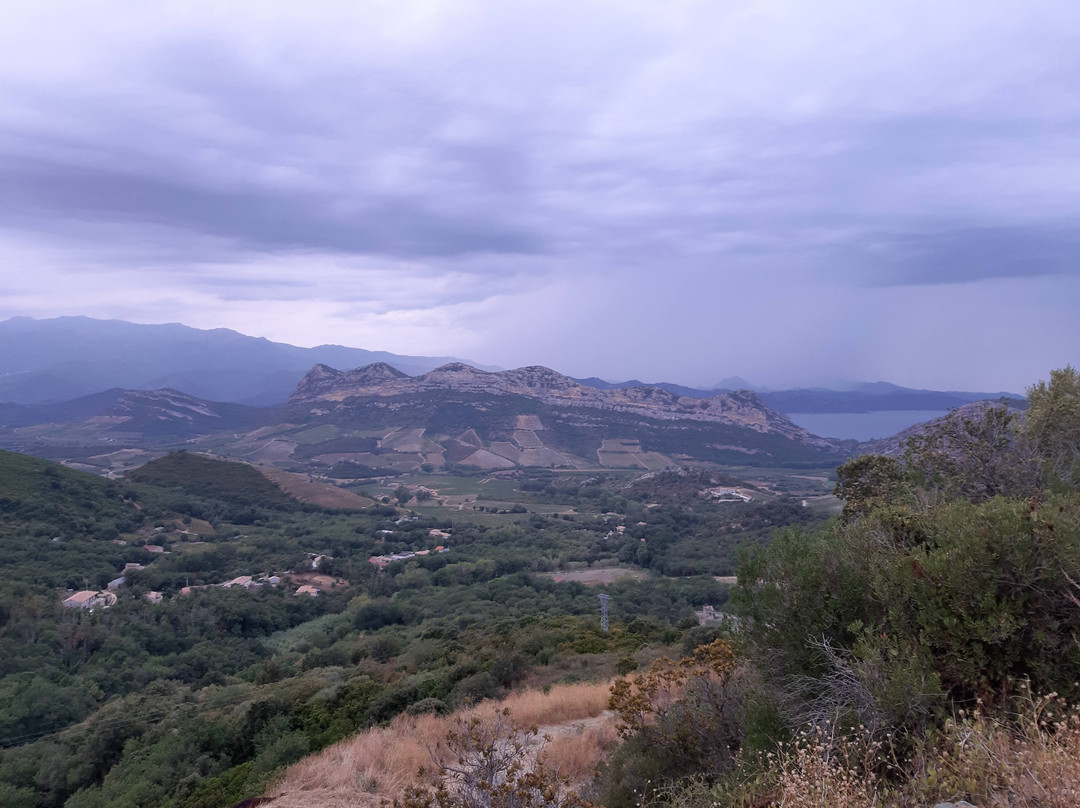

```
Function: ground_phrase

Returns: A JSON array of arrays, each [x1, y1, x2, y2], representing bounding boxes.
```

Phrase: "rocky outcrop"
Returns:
[[288, 362, 837, 451]]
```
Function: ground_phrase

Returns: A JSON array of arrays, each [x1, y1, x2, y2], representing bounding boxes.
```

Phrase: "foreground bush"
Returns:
[[767, 686, 1080, 808], [597, 639, 744, 807], [734, 492, 1080, 749]]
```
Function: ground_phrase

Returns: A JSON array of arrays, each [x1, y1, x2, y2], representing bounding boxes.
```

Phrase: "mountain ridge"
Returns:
[[0, 316, 493, 405], [289, 361, 826, 441], [276, 361, 841, 470]]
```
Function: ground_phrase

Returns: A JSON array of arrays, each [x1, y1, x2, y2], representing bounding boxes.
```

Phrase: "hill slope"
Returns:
[[0, 316, 489, 405]]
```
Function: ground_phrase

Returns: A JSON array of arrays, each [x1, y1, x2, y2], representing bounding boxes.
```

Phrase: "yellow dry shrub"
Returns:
[[908, 691, 1080, 808], [768, 688, 1080, 808], [773, 727, 880, 808], [267, 681, 615, 807], [539, 723, 620, 783]]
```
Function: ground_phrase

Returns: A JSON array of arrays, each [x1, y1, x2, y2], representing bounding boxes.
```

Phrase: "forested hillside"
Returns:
[[0, 450, 767, 807], [265, 367, 1080, 808], [1, 367, 1076, 808], [604, 366, 1080, 807]]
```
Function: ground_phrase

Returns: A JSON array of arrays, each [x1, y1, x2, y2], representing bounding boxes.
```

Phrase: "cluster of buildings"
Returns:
[[700, 486, 754, 502], [64, 568, 324, 608], [182, 574, 321, 597], [370, 527, 451, 569], [61, 590, 118, 611], [369, 544, 449, 570]]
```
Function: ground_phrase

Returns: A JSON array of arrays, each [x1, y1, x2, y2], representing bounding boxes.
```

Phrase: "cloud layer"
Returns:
[[1, 0, 1078, 391]]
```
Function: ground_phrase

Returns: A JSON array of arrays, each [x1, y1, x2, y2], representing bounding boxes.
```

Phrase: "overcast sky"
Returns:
[[1, 1, 1077, 391]]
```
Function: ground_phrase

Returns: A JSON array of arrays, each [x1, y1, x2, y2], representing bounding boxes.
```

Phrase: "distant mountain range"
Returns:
[[277, 361, 840, 469], [1, 317, 1019, 416], [0, 361, 851, 475], [0, 387, 268, 434], [0, 316, 492, 406]]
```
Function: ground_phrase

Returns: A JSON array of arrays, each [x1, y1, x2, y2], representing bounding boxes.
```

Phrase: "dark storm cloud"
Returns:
[[0, 156, 540, 258], [0, 27, 550, 261], [1, 0, 1078, 391], [855, 226, 1080, 286]]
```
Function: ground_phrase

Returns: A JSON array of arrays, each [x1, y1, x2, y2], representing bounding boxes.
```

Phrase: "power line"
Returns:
[[597, 594, 611, 632]]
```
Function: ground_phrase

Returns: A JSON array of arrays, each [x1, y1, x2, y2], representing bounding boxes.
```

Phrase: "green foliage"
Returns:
[[736, 494, 1080, 742], [0, 449, 143, 543], [599, 640, 744, 807], [1024, 364, 1080, 487], [126, 451, 298, 521], [0, 438, 869, 806], [903, 402, 1041, 502], [833, 454, 905, 519], [729, 367, 1080, 794]]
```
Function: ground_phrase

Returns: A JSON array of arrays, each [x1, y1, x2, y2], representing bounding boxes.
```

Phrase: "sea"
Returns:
[[785, 410, 950, 442]]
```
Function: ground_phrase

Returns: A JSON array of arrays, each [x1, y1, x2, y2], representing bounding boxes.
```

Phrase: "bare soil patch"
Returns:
[[512, 429, 544, 448], [243, 439, 298, 463], [258, 467, 373, 509], [542, 567, 649, 585], [597, 451, 648, 468], [459, 449, 516, 470], [379, 428, 429, 452], [288, 572, 349, 589], [489, 442, 523, 462], [636, 452, 675, 470], [600, 438, 642, 452], [519, 447, 570, 467], [515, 415, 544, 430]]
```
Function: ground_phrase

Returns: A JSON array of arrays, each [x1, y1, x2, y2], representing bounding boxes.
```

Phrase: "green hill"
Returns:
[[125, 451, 298, 514], [0, 449, 139, 543]]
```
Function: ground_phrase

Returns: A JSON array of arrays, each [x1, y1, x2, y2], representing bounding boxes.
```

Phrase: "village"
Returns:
[[60, 518, 456, 611], [368, 528, 452, 569], [60, 548, 344, 611]]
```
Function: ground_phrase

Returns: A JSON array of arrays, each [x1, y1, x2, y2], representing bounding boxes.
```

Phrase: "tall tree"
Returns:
[[1024, 365, 1080, 486]]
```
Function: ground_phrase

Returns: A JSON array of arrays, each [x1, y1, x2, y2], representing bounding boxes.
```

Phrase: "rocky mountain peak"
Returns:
[[283, 361, 837, 453], [350, 362, 410, 382], [291, 364, 345, 399], [502, 365, 580, 391]]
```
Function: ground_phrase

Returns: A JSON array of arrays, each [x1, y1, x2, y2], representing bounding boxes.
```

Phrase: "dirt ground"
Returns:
[[288, 572, 349, 589], [258, 467, 373, 509], [541, 567, 649, 585]]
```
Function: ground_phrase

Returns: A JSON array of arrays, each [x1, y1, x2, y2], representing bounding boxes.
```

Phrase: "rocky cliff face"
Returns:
[[288, 362, 837, 451]]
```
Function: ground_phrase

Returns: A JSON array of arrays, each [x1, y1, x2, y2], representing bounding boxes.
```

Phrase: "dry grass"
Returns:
[[266, 682, 616, 808], [258, 466, 374, 508], [769, 690, 1080, 808], [906, 692, 1080, 808], [503, 682, 611, 728], [539, 723, 620, 783], [773, 727, 880, 808]]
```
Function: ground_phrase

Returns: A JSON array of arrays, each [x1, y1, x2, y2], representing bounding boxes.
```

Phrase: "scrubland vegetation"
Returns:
[[610, 367, 1080, 808], [1, 367, 1077, 808]]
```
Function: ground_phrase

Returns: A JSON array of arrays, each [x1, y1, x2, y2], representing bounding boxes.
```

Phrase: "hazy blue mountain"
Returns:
[[0, 316, 492, 405], [0, 387, 269, 435], [712, 376, 757, 390]]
